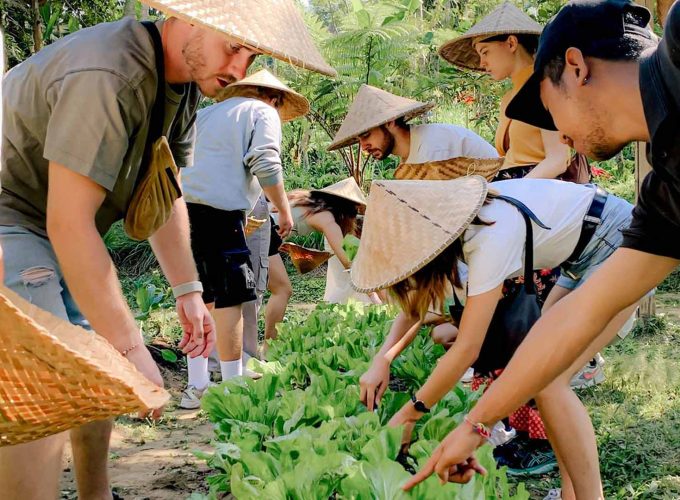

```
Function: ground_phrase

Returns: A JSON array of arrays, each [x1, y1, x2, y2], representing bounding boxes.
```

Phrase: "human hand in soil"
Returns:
[[177, 292, 216, 358], [388, 403, 422, 449], [360, 357, 390, 411], [402, 423, 487, 490], [126, 344, 165, 419]]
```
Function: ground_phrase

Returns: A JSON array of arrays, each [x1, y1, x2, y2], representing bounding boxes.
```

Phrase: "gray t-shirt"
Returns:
[[0, 17, 202, 236]]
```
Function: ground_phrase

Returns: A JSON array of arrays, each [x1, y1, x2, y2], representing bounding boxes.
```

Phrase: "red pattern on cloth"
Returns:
[[472, 371, 548, 440]]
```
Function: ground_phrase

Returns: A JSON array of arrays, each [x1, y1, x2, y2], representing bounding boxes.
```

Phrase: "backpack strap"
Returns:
[[139, 21, 166, 179], [495, 195, 551, 294]]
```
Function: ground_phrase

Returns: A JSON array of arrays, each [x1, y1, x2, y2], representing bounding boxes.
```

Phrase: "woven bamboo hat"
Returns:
[[217, 69, 310, 121], [0, 286, 170, 446], [395, 156, 504, 182], [312, 177, 367, 206], [279, 243, 332, 274], [439, 2, 542, 71], [327, 85, 434, 151], [351, 177, 488, 292], [145, 0, 336, 76]]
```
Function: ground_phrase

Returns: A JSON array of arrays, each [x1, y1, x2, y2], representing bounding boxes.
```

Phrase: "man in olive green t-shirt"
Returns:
[[0, 1, 334, 498]]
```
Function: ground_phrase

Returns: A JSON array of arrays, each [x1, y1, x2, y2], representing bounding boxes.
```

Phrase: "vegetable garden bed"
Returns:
[[193, 302, 528, 499]]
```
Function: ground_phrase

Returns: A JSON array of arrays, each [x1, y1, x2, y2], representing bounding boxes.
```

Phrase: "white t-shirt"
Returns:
[[404, 123, 498, 164], [462, 179, 596, 296]]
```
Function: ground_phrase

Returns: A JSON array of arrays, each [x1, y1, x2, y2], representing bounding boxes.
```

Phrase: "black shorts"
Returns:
[[187, 203, 257, 308], [268, 216, 283, 257]]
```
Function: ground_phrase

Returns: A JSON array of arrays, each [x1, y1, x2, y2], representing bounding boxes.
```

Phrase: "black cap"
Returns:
[[506, 0, 653, 131]]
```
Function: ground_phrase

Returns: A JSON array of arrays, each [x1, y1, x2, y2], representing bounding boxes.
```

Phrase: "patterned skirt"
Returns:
[[472, 369, 547, 440]]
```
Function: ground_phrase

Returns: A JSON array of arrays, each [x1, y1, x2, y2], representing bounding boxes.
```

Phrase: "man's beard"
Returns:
[[375, 128, 395, 159], [585, 124, 626, 161]]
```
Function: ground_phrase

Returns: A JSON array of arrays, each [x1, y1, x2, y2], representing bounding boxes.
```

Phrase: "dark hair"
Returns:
[[542, 34, 657, 85], [480, 33, 539, 57], [388, 193, 497, 319], [287, 190, 359, 236]]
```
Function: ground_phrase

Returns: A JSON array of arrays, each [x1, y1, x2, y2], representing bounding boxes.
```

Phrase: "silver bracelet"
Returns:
[[172, 280, 204, 299]]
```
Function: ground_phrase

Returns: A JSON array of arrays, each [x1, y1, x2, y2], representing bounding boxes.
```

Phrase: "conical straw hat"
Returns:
[[312, 177, 367, 206], [0, 286, 170, 446], [279, 242, 332, 274], [351, 177, 488, 292], [216, 69, 310, 121], [439, 2, 542, 71], [395, 156, 504, 182], [327, 85, 434, 151], [145, 0, 336, 77]]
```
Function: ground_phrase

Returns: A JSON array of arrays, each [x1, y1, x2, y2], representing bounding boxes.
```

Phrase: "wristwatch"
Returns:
[[410, 394, 431, 413]]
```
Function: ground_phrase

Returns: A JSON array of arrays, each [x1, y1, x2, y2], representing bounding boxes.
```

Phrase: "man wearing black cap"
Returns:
[[404, 0, 678, 497]]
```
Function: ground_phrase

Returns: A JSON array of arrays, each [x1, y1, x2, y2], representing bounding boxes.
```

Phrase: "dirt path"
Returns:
[[60, 370, 214, 500]]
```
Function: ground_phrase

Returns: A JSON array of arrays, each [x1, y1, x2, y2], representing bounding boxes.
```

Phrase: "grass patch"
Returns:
[[523, 305, 680, 498]]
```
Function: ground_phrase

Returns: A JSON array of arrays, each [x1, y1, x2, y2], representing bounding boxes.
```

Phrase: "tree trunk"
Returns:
[[657, 0, 674, 26], [32, 0, 43, 53]]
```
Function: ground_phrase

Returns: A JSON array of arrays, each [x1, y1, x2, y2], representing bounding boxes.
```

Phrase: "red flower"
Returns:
[[590, 166, 611, 178], [539, 268, 553, 276]]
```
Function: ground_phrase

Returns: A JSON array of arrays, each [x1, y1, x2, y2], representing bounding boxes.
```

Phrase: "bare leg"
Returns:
[[70, 419, 114, 500], [536, 284, 638, 499], [430, 323, 459, 349], [264, 254, 292, 343], [0, 432, 67, 499], [213, 304, 244, 361]]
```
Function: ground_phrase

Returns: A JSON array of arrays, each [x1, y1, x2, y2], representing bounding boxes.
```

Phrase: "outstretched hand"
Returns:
[[402, 423, 487, 490]]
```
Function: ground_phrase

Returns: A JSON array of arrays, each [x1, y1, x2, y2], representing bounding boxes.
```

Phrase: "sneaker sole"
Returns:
[[571, 371, 606, 389], [506, 460, 558, 477]]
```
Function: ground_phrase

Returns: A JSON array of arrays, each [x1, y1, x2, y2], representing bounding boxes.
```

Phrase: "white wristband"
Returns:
[[172, 280, 203, 299]]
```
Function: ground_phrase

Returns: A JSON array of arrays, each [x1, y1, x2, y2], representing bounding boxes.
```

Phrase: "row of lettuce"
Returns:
[[192, 302, 529, 499]]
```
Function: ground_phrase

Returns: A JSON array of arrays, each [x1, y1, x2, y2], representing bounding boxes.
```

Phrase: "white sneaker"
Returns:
[[543, 488, 561, 500], [488, 422, 517, 447], [460, 367, 474, 384], [179, 383, 215, 410], [570, 353, 605, 389]]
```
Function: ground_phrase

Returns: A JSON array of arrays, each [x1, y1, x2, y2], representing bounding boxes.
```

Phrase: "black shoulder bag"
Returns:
[[449, 196, 550, 374]]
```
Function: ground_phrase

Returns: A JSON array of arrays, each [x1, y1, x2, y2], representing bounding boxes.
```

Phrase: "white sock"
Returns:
[[186, 355, 210, 390], [220, 359, 243, 380]]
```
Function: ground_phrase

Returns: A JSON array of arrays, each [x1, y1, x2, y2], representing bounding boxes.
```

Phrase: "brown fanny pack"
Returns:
[[124, 21, 182, 241]]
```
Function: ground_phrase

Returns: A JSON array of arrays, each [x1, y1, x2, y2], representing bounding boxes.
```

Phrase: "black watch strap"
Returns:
[[410, 394, 431, 413]]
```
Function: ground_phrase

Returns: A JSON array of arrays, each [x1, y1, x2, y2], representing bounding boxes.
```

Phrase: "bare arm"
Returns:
[[307, 211, 352, 268], [47, 162, 164, 404], [148, 175, 215, 358], [262, 183, 293, 238], [524, 129, 570, 179], [415, 285, 502, 406]]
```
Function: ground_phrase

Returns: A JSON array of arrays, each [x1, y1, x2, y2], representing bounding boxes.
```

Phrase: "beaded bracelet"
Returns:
[[120, 343, 139, 357], [464, 416, 491, 440]]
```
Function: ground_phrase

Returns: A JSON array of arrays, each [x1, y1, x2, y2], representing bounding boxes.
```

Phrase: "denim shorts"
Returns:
[[557, 193, 634, 290], [0, 225, 90, 329]]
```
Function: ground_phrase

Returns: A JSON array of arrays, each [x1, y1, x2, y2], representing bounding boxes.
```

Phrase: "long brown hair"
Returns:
[[287, 190, 360, 236], [389, 193, 497, 319]]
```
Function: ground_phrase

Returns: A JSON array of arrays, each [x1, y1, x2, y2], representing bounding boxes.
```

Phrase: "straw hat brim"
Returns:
[[350, 176, 488, 292], [328, 101, 434, 151], [217, 73, 310, 121], [395, 156, 504, 182], [0, 286, 169, 446], [145, 0, 336, 77], [312, 178, 367, 206], [279, 242, 332, 274], [439, 30, 541, 70], [438, 2, 542, 71]]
